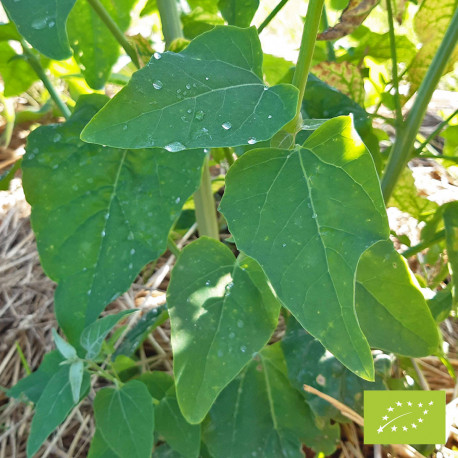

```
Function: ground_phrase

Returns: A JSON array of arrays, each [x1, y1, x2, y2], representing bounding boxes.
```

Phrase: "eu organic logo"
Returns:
[[364, 391, 446, 444]]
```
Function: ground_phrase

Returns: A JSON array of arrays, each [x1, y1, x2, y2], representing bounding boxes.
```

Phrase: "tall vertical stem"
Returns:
[[156, 0, 219, 239]]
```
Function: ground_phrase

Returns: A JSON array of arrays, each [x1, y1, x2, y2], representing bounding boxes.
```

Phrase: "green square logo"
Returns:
[[364, 390, 446, 444]]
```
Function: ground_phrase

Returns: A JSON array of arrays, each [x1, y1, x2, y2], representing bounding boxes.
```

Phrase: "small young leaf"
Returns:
[[218, 0, 259, 27], [22, 94, 205, 345], [444, 202, 458, 306], [27, 365, 90, 457], [81, 26, 298, 150], [2, 0, 76, 59], [356, 240, 440, 356], [220, 116, 389, 380], [167, 237, 281, 423], [94, 380, 155, 458], [7, 351, 64, 403], [203, 344, 340, 457], [52, 329, 77, 360], [69, 360, 84, 403], [81, 310, 137, 359]]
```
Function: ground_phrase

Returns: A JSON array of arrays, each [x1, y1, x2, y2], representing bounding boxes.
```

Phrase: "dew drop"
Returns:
[[185, 83, 191, 90], [195, 110, 205, 121], [187, 109, 192, 114], [87, 289, 92, 295], [240, 345, 247, 353], [101, 230, 106, 237], [247, 137, 257, 145], [268, 114, 272, 119], [122, 124, 128, 130], [237, 320, 244, 328], [175, 197, 181, 203], [205, 280, 211, 286], [53, 133, 62, 142], [263, 86, 268, 91], [128, 263, 133, 269], [31, 17, 47, 30], [153, 52, 162, 59], [153, 80, 163, 89], [165, 141, 186, 152], [222, 121, 232, 130], [282, 243, 286, 247], [312, 213, 317, 219], [130, 248, 135, 255], [205, 76, 209, 80], [48, 20, 55, 28], [229, 332, 235, 339]]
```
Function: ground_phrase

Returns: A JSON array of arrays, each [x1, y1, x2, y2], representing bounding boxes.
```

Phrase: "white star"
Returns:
[[418, 418, 423, 423], [382, 415, 388, 421], [391, 426, 397, 431], [388, 406, 394, 412], [403, 426, 408, 431], [396, 401, 402, 406], [429, 401, 434, 406], [378, 426, 383, 434], [418, 402, 423, 407], [412, 423, 417, 429], [407, 401, 412, 406], [423, 409, 428, 415]]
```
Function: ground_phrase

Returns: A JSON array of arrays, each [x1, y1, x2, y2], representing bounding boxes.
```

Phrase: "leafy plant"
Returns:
[[2, 0, 458, 456]]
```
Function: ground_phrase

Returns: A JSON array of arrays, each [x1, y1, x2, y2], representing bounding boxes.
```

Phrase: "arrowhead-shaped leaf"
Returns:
[[67, 0, 135, 89], [22, 94, 206, 345], [220, 117, 390, 379], [167, 237, 281, 423], [203, 344, 340, 457], [81, 26, 298, 150], [2, 0, 76, 60], [94, 380, 155, 458], [27, 365, 90, 457], [356, 240, 440, 356]]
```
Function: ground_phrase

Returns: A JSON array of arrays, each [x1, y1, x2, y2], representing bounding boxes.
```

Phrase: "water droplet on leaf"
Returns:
[[165, 142, 186, 152], [222, 122, 232, 130], [153, 80, 163, 89]]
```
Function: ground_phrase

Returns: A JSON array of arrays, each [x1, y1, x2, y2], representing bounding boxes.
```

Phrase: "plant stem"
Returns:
[[167, 235, 181, 257], [401, 230, 445, 258], [381, 7, 458, 202], [223, 147, 235, 167], [155, 0, 219, 239], [0, 94, 15, 148], [257, 0, 289, 34], [21, 43, 71, 120], [87, 0, 140, 69], [194, 160, 219, 239], [386, 0, 403, 128], [321, 4, 336, 61], [156, 0, 184, 49]]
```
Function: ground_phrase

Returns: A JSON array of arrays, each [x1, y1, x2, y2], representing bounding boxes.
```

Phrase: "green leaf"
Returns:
[[7, 350, 64, 403], [52, 328, 77, 359], [444, 201, 458, 306], [27, 365, 90, 457], [69, 360, 84, 403], [181, 7, 225, 40], [220, 116, 390, 380], [1, 0, 76, 60], [0, 22, 21, 41], [428, 285, 453, 322], [0, 43, 39, 97], [355, 240, 440, 356], [140, 373, 201, 458], [81, 310, 136, 359], [81, 26, 298, 150], [203, 344, 340, 457], [67, 0, 135, 89], [94, 380, 155, 458], [22, 94, 205, 345], [167, 237, 281, 423], [218, 0, 259, 27], [282, 317, 389, 423], [262, 54, 294, 86], [88, 429, 120, 458], [388, 168, 438, 221]]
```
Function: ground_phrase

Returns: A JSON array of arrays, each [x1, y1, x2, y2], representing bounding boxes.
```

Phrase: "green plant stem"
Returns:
[[194, 160, 219, 239], [386, 0, 402, 128], [401, 230, 445, 258], [0, 94, 15, 148], [87, 0, 140, 69], [155, 0, 219, 239], [414, 108, 458, 155], [87, 362, 121, 386], [381, 7, 458, 202], [257, 0, 289, 34], [321, 4, 336, 61], [419, 154, 458, 162], [156, 0, 184, 49], [167, 235, 181, 257], [20, 43, 71, 120], [223, 148, 235, 167]]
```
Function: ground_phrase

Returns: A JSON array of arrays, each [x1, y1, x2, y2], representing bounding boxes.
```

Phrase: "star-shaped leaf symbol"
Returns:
[[429, 401, 434, 406], [388, 406, 394, 412], [396, 401, 402, 406], [412, 423, 417, 429], [391, 426, 397, 431], [423, 409, 428, 415], [418, 418, 423, 423], [403, 426, 408, 431], [378, 426, 383, 434], [418, 402, 423, 407], [407, 401, 412, 406], [382, 415, 388, 421]]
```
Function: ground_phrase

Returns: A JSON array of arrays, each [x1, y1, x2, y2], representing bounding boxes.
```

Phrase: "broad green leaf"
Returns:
[[203, 344, 340, 457], [317, 0, 379, 40], [282, 317, 389, 423], [408, 0, 458, 95], [388, 168, 438, 221], [356, 240, 439, 356], [69, 360, 84, 403], [218, 0, 259, 27], [27, 365, 90, 457], [444, 202, 458, 306], [188, 0, 219, 13], [1, 0, 76, 60], [52, 328, 77, 359], [0, 22, 21, 41], [81, 310, 136, 359], [182, 7, 225, 40], [67, 0, 135, 89], [262, 54, 294, 86], [0, 43, 39, 97], [88, 429, 120, 458], [81, 26, 298, 150], [140, 373, 201, 458], [22, 95, 205, 345], [7, 350, 64, 403], [312, 61, 364, 105], [220, 117, 390, 379], [94, 380, 155, 458], [167, 237, 281, 423]]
